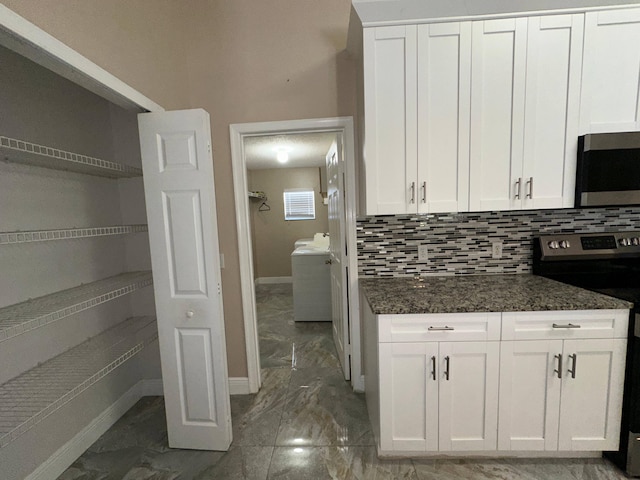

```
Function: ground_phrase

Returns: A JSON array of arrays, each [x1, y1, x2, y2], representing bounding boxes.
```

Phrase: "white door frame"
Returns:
[[230, 117, 363, 392]]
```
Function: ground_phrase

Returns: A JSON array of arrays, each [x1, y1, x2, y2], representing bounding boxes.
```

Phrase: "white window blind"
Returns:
[[283, 189, 315, 220]]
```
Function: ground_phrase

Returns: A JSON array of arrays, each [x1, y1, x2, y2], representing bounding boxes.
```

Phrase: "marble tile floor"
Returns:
[[57, 283, 630, 479]]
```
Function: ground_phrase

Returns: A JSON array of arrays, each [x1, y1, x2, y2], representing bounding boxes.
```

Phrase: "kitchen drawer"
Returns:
[[501, 309, 629, 341], [378, 312, 501, 343]]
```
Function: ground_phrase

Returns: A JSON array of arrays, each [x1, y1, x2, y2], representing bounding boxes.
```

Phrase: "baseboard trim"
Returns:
[[229, 377, 251, 395], [26, 379, 161, 480], [255, 276, 292, 285], [139, 378, 164, 396]]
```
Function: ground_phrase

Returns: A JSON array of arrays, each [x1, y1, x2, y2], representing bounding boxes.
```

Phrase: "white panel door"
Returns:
[[363, 25, 417, 214], [522, 15, 584, 210], [138, 109, 231, 450], [581, 8, 640, 133], [498, 340, 563, 451], [417, 22, 471, 214], [469, 18, 527, 211], [326, 139, 350, 380], [438, 341, 499, 451], [379, 342, 438, 452], [558, 338, 626, 451]]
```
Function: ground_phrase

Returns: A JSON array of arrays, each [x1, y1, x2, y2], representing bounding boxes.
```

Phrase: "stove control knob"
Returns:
[[633, 237, 640, 246], [548, 240, 560, 249], [620, 238, 631, 247], [559, 240, 571, 249]]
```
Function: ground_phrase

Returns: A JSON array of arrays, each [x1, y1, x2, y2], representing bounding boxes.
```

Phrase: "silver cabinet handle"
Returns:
[[444, 356, 450, 380], [515, 178, 522, 199], [431, 356, 436, 380], [428, 326, 454, 331], [552, 323, 581, 329], [568, 353, 577, 378], [526, 177, 533, 199], [554, 354, 563, 379], [421, 181, 427, 203], [410, 182, 416, 204]]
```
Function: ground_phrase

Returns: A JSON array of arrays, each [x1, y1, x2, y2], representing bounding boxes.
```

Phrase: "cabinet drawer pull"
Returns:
[[444, 356, 450, 380], [515, 177, 522, 199], [421, 181, 427, 203], [410, 182, 416, 204], [568, 353, 577, 378], [428, 326, 454, 331], [552, 323, 581, 329], [431, 356, 436, 380], [526, 176, 533, 199], [554, 353, 562, 379]]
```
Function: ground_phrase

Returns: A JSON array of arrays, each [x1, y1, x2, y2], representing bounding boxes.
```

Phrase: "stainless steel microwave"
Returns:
[[575, 131, 640, 207]]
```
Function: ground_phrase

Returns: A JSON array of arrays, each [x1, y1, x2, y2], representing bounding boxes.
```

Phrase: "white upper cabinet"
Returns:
[[469, 18, 528, 211], [469, 14, 583, 211], [580, 8, 640, 133], [417, 22, 471, 214], [358, 6, 640, 215], [522, 14, 583, 209], [363, 25, 417, 215]]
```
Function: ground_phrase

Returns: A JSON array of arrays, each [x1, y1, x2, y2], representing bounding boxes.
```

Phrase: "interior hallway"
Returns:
[[57, 284, 628, 479]]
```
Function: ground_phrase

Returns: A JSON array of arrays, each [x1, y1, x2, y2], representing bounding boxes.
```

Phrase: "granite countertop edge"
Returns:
[[360, 274, 633, 315]]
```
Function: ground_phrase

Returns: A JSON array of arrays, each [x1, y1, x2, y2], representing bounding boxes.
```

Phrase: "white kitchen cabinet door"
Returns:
[[138, 109, 232, 451], [580, 8, 640, 134], [522, 15, 583, 210], [469, 18, 527, 212], [438, 341, 500, 451], [363, 25, 417, 214], [379, 342, 438, 452], [558, 338, 626, 451], [498, 340, 563, 451], [417, 22, 471, 214]]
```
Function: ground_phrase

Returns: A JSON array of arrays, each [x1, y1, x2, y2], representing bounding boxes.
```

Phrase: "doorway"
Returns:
[[230, 117, 362, 393]]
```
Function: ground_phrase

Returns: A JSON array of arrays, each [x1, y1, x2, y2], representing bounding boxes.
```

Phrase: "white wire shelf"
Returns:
[[0, 225, 148, 245], [0, 316, 157, 449], [0, 136, 143, 178], [0, 271, 153, 343]]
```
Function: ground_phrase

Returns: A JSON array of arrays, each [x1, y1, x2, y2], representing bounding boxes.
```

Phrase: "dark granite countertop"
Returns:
[[360, 274, 632, 315]]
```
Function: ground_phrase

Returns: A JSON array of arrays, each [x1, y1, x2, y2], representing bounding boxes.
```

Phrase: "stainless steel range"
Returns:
[[533, 231, 640, 476]]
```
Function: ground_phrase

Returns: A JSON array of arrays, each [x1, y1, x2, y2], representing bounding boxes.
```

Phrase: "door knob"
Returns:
[[186, 310, 195, 319]]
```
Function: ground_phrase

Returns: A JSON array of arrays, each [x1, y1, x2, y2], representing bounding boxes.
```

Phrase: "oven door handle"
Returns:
[[552, 323, 581, 329]]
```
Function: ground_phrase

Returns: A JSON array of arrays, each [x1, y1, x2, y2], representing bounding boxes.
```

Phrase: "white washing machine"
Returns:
[[291, 245, 331, 322]]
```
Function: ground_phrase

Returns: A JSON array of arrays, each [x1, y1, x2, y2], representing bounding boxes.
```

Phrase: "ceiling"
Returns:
[[244, 132, 337, 170]]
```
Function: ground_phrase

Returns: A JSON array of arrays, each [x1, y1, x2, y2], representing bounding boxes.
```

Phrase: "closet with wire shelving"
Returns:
[[0, 43, 161, 480]]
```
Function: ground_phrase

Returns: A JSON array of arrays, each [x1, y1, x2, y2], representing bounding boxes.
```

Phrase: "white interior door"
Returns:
[[138, 109, 232, 451], [326, 139, 350, 380]]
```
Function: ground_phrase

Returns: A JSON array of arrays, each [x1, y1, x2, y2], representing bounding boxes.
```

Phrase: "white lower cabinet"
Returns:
[[367, 308, 629, 455], [499, 338, 626, 451], [379, 341, 499, 452]]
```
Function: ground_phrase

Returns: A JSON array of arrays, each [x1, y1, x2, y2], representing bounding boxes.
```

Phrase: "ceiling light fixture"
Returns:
[[276, 149, 289, 164]]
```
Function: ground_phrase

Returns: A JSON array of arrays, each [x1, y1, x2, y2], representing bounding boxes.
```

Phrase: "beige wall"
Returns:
[[249, 167, 329, 278], [2, 0, 356, 377]]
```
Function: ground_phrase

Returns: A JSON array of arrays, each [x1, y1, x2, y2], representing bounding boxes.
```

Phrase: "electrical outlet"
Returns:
[[492, 241, 503, 259], [418, 244, 429, 261]]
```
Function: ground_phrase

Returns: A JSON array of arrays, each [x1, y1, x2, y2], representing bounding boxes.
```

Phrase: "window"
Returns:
[[283, 188, 315, 220]]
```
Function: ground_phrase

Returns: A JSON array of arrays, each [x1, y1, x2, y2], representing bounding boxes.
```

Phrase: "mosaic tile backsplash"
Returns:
[[356, 207, 640, 277]]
